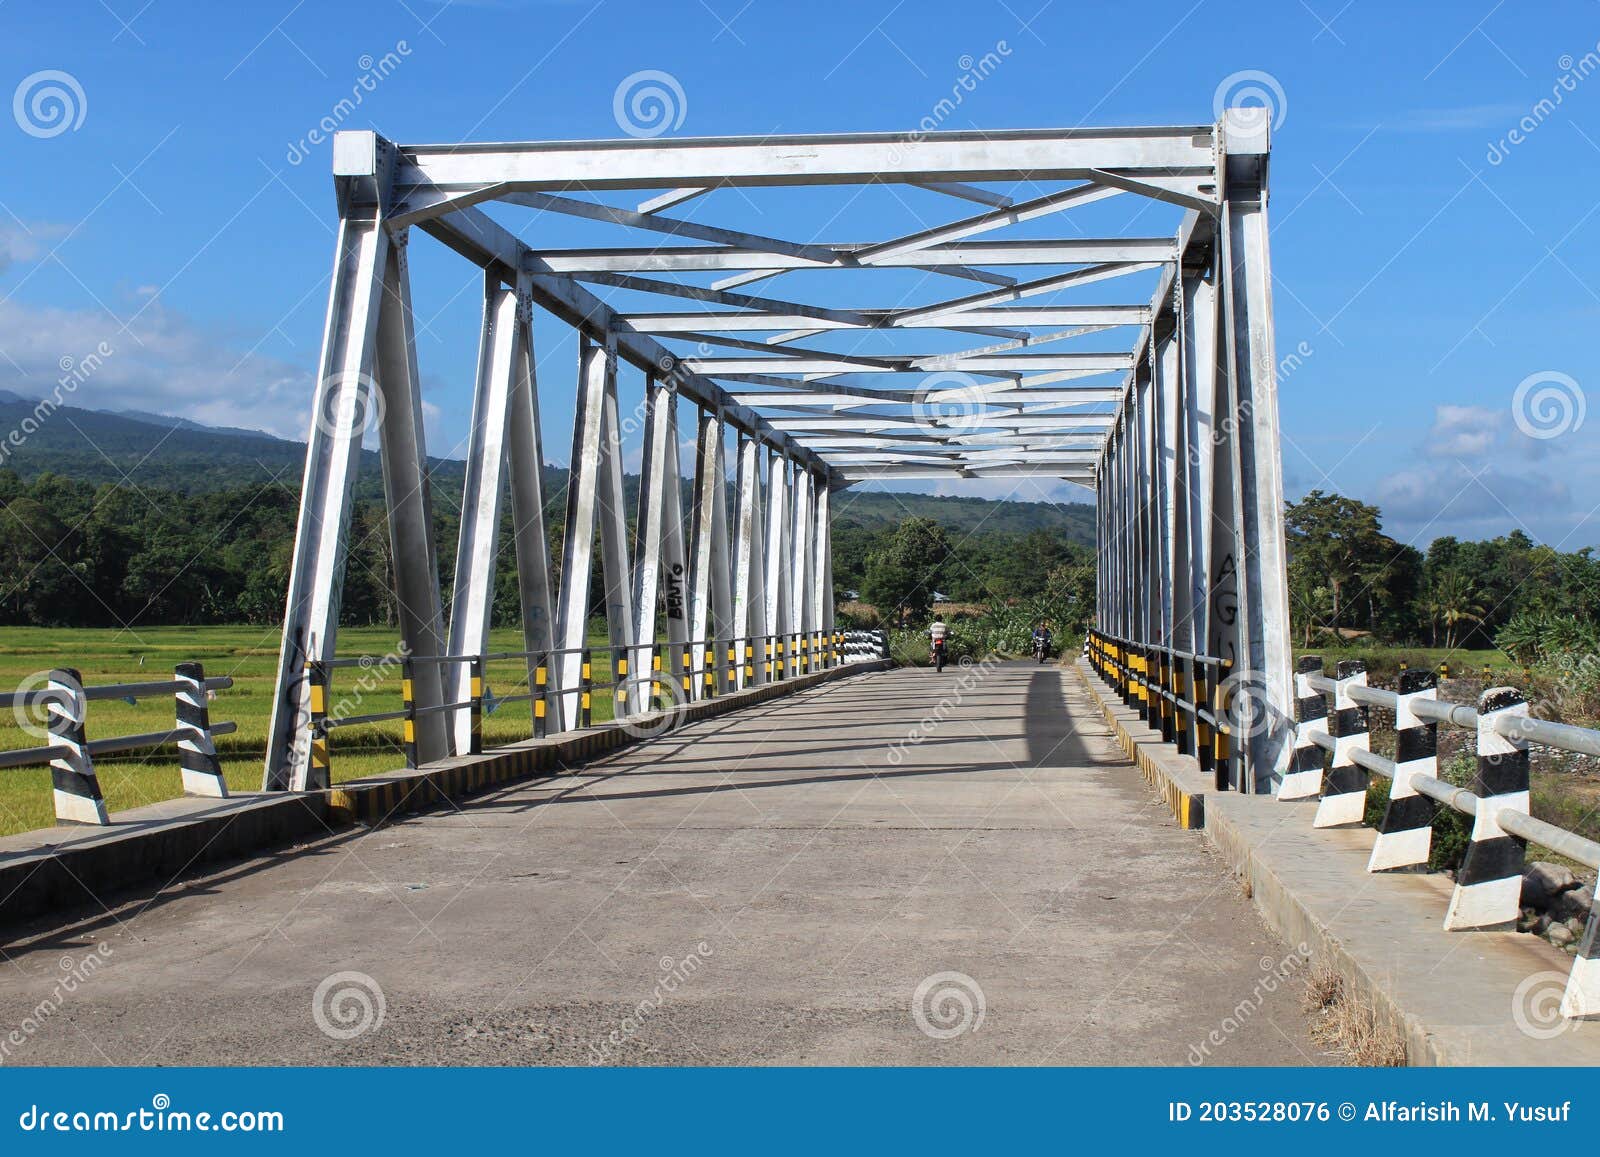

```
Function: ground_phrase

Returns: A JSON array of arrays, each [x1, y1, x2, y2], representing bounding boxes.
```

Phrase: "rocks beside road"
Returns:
[[1518, 860, 1596, 952]]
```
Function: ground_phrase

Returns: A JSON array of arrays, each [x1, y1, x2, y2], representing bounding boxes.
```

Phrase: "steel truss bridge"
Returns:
[[263, 110, 1292, 792]]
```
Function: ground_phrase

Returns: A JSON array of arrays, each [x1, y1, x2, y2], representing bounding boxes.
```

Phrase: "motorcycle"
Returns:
[[932, 638, 947, 673], [1032, 636, 1050, 664]]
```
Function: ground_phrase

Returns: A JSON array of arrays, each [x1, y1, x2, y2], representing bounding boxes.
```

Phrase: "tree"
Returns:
[[1285, 490, 1392, 635], [1428, 569, 1485, 650], [862, 517, 951, 624]]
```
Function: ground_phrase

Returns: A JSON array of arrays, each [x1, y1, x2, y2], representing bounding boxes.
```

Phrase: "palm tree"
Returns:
[[1431, 570, 1485, 650]]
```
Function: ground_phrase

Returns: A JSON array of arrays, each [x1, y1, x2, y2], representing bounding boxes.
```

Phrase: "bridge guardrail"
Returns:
[[1084, 628, 1236, 791], [305, 630, 847, 784], [1281, 657, 1599, 1022], [0, 665, 235, 825]]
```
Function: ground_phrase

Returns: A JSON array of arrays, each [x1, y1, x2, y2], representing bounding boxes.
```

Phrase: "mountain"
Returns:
[[0, 395, 1093, 543]]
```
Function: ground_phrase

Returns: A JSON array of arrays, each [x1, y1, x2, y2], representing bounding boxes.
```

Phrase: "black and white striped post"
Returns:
[[1444, 687, 1529, 930], [1279, 655, 1326, 802], [47, 668, 108, 826], [1368, 669, 1438, 871], [1564, 904, 1600, 1020], [1314, 660, 1369, 828], [174, 661, 228, 798]]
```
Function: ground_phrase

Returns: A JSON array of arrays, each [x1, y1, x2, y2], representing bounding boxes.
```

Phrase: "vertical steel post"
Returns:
[[373, 232, 450, 767], [446, 273, 521, 754], [265, 211, 389, 791]]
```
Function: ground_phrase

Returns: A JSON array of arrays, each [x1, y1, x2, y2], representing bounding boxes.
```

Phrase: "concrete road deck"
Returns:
[[0, 663, 1330, 1066]]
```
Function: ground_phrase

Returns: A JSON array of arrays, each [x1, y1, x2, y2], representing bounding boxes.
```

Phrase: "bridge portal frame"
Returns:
[[262, 112, 1291, 791]]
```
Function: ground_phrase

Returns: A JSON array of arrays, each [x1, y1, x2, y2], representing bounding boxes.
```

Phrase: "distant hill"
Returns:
[[0, 395, 1093, 544]]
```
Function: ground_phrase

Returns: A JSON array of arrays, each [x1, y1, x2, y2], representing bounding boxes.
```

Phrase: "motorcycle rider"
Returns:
[[929, 615, 948, 672], [1031, 621, 1053, 662]]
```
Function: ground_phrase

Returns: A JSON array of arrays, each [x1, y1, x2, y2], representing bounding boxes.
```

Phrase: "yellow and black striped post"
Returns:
[[775, 638, 785, 681], [1171, 654, 1189, 754], [1212, 659, 1233, 791], [726, 643, 738, 694], [681, 647, 693, 698], [743, 640, 755, 685], [400, 655, 419, 769], [468, 655, 485, 755], [306, 660, 331, 789], [616, 653, 629, 713], [703, 638, 717, 699], [764, 639, 774, 681], [652, 653, 664, 711], [1158, 651, 1175, 743], [533, 657, 549, 739], [1194, 659, 1214, 783], [580, 648, 593, 728]]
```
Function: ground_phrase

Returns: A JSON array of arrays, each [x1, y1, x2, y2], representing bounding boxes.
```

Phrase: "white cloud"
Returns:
[[0, 297, 312, 439], [0, 222, 69, 275], [1423, 403, 1498, 457]]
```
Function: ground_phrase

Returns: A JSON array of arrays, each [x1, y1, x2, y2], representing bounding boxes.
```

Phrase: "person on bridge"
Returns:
[[928, 615, 948, 672], [1031, 621, 1054, 663]]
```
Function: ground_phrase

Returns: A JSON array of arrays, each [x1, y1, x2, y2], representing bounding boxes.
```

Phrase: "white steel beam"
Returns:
[[393, 126, 1218, 192], [265, 216, 389, 792], [556, 338, 614, 723], [619, 306, 1149, 332], [372, 233, 450, 766], [688, 410, 733, 697], [446, 273, 521, 754], [732, 433, 768, 687]]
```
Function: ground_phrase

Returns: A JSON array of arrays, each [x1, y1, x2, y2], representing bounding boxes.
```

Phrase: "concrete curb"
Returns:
[[0, 660, 889, 930], [1072, 659, 1207, 829], [1074, 657, 1600, 1066]]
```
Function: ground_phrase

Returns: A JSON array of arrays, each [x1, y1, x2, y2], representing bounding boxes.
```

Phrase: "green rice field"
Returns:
[[0, 623, 625, 837]]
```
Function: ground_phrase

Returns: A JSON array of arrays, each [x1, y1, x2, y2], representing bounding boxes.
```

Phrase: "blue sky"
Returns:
[[2, 0, 1597, 550]]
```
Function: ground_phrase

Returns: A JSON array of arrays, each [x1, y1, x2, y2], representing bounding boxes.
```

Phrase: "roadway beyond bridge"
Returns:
[[0, 663, 1327, 1066]]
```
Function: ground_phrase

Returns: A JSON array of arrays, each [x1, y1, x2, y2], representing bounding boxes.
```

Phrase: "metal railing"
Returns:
[[1281, 656, 1599, 1022], [0, 664, 236, 826], [304, 630, 848, 783], [1085, 628, 1238, 791]]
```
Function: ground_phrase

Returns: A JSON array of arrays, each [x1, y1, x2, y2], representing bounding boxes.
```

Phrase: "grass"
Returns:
[[0, 622, 627, 838], [1293, 645, 1520, 682]]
